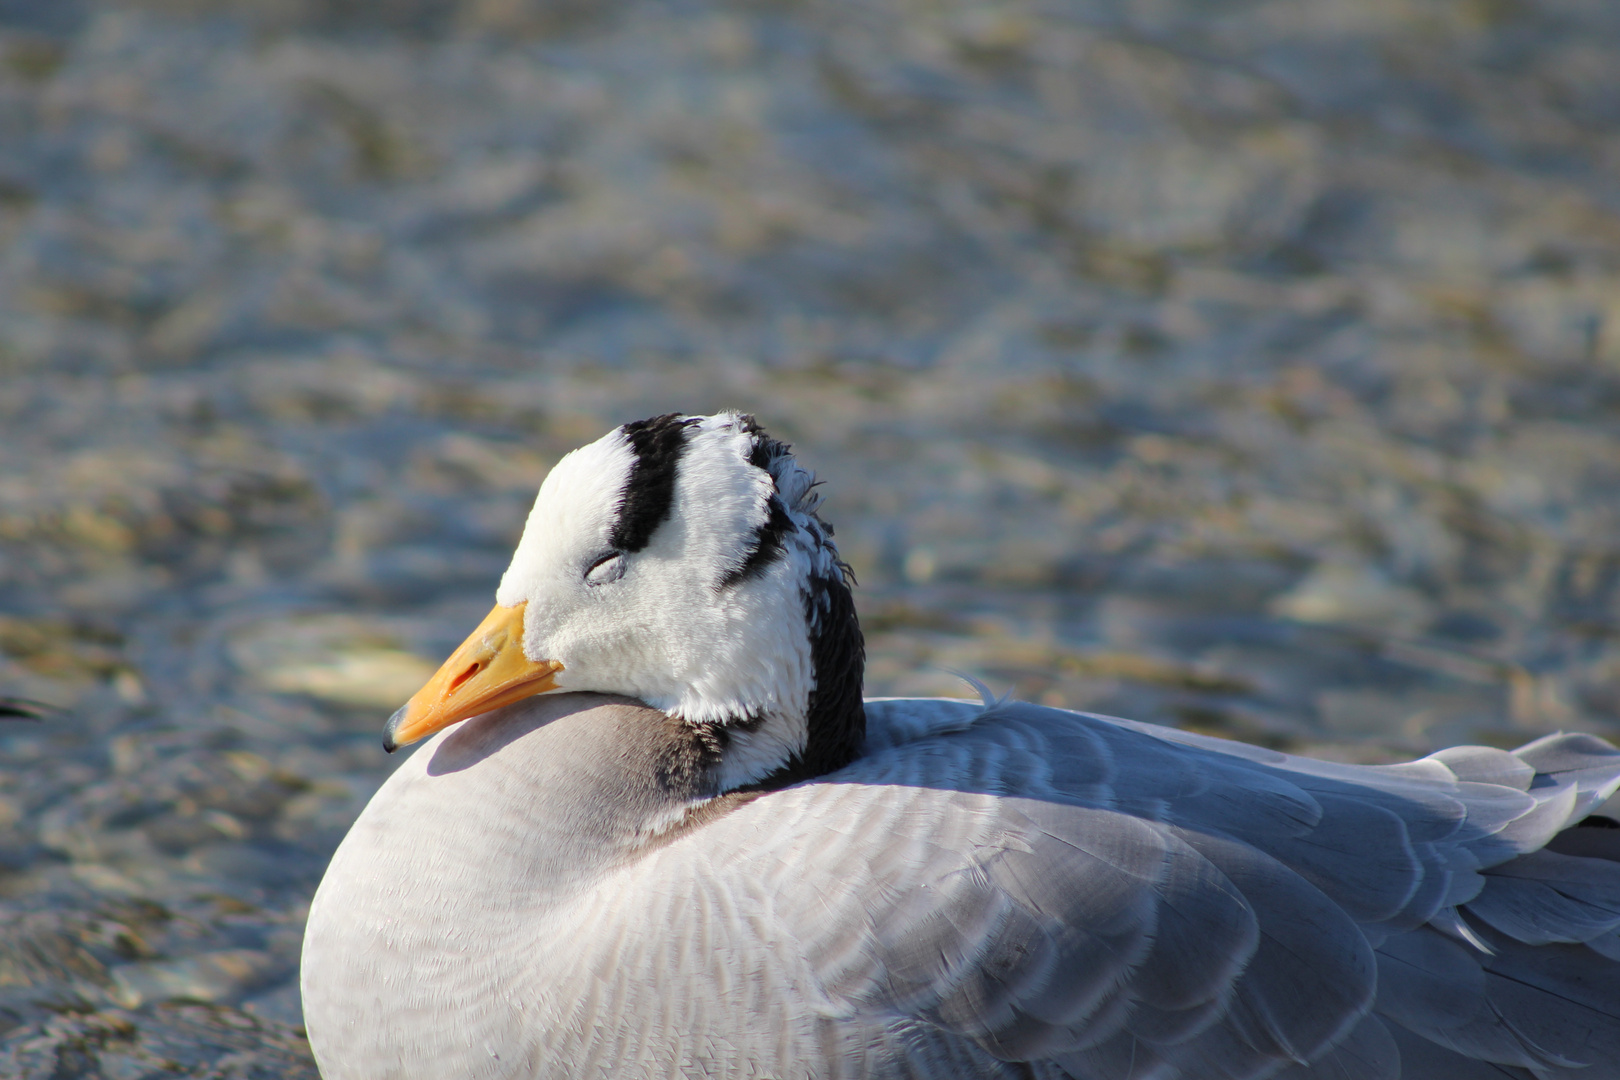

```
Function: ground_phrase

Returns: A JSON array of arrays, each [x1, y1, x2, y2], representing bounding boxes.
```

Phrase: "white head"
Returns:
[[384, 413, 865, 791]]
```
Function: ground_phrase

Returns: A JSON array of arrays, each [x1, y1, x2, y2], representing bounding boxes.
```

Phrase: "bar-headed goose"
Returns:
[[302, 412, 1620, 1080]]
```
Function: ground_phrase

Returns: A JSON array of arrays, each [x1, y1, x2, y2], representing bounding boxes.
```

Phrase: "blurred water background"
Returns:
[[3, 0, 1620, 1074]]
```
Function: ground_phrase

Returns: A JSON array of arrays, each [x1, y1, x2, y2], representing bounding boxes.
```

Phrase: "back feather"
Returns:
[[731, 701, 1620, 1080]]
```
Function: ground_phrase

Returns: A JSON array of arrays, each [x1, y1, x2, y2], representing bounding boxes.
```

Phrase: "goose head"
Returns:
[[382, 412, 865, 791]]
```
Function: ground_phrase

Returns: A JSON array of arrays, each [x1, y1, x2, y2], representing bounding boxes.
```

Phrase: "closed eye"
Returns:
[[585, 551, 626, 585]]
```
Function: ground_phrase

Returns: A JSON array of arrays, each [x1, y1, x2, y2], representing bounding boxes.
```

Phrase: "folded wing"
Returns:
[[709, 699, 1620, 1079]]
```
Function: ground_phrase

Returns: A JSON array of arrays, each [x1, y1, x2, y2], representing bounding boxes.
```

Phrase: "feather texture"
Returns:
[[303, 695, 1620, 1079]]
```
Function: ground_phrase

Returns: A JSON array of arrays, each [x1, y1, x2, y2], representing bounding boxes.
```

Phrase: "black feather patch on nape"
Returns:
[[740, 415, 791, 473], [610, 414, 699, 554], [799, 561, 866, 775]]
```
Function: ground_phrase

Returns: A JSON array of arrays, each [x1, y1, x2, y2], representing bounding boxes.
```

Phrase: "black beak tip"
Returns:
[[381, 705, 407, 754]]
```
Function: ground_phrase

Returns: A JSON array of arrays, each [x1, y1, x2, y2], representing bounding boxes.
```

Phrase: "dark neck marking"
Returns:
[[740, 561, 866, 792], [611, 414, 698, 554], [652, 713, 727, 798], [715, 416, 867, 791], [800, 560, 867, 776]]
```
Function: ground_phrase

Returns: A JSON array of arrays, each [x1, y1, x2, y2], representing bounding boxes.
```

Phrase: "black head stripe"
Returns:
[[720, 494, 793, 589], [718, 423, 797, 590], [611, 414, 698, 554]]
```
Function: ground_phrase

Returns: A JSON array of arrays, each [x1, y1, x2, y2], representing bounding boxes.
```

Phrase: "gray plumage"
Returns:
[[300, 414, 1620, 1079], [303, 693, 1620, 1080]]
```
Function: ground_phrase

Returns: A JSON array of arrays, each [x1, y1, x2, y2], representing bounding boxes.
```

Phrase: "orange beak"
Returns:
[[382, 602, 563, 752]]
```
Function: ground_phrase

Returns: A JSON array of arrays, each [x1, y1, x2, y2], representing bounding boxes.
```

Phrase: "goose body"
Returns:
[[302, 413, 1620, 1080]]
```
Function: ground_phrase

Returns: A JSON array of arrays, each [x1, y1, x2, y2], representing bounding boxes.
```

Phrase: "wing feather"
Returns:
[[667, 699, 1620, 1078], [1468, 849, 1620, 945], [1273, 1014, 1400, 1080]]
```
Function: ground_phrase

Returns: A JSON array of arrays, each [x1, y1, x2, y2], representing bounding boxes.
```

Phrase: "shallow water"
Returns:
[[3, 0, 1620, 1074]]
